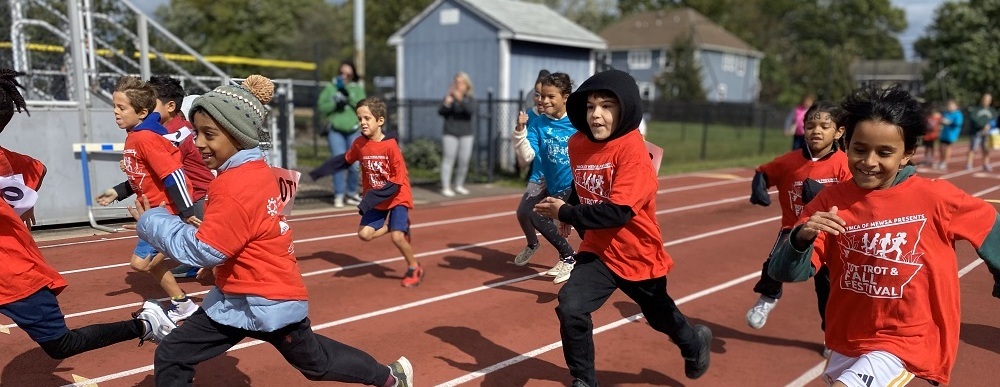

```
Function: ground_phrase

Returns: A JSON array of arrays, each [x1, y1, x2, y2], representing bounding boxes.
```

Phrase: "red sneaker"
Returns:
[[401, 266, 424, 288]]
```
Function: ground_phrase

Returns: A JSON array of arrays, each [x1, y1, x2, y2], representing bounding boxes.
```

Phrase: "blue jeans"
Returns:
[[326, 130, 361, 196]]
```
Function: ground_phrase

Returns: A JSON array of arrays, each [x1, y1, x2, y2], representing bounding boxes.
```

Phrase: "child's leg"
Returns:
[[258, 317, 396, 384], [515, 182, 545, 246], [155, 309, 245, 386], [357, 208, 391, 241], [814, 265, 831, 332], [130, 252, 186, 300], [554, 253, 618, 386], [0, 288, 144, 359], [529, 187, 575, 259]]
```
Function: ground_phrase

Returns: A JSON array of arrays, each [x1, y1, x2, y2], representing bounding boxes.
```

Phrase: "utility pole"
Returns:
[[354, 0, 365, 82]]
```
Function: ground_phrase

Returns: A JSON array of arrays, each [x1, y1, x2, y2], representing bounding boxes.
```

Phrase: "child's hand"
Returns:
[[557, 220, 572, 238], [127, 194, 166, 221], [797, 206, 846, 242], [534, 197, 565, 219], [20, 207, 35, 230], [96, 189, 118, 206], [515, 111, 528, 132], [185, 216, 202, 227], [196, 266, 217, 280]]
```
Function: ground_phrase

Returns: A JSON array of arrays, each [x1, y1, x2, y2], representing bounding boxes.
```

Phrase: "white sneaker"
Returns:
[[545, 261, 564, 276], [133, 300, 177, 344], [513, 244, 539, 266], [441, 188, 455, 197], [553, 260, 575, 284], [166, 299, 199, 323], [345, 193, 362, 205], [334, 195, 345, 208], [454, 186, 470, 195], [745, 296, 778, 329]]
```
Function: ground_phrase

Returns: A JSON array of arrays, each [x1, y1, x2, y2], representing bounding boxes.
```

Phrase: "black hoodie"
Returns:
[[556, 70, 648, 233]]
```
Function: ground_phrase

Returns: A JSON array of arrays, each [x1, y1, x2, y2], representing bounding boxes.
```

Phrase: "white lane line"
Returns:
[[58, 215, 779, 386], [436, 271, 762, 387], [657, 178, 750, 194]]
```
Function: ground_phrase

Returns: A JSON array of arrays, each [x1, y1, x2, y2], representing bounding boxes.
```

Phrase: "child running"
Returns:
[[309, 97, 422, 287], [935, 99, 962, 171], [534, 69, 711, 386], [131, 75, 413, 386], [150, 75, 215, 279], [746, 101, 852, 345], [768, 85, 1000, 387], [512, 71, 578, 284], [96, 76, 199, 323], [0, 68, 175, 360]]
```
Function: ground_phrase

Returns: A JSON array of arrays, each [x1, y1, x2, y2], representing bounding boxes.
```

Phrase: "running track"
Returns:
[[2, 162, 998, 386]]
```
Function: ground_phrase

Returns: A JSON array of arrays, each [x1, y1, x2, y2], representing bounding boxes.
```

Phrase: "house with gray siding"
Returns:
[[599, 8, 763, 102], [388, 0, 605, 142]]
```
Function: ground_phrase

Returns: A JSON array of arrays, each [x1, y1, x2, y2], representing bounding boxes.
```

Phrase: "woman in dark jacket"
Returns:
[[438, 72, 476, 197]]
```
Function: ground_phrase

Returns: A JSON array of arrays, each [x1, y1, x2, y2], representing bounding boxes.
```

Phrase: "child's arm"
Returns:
[[162, 168, 196, 219], [513, 112, 537, 166], [132, 196, 228, 268], [768, 206, 845, 282], [749, 171, 771, 206], [308, 153, 349, 181], [357, 182, 399, 215], [551, 198, 634, 230], [97, 180, 134, 206], [976, 215, 1000, 298]]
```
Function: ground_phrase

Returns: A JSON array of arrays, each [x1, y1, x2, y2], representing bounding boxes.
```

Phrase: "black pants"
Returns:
[[555, 253, 700, 387], [154, 309, 389, 386], [515, 182, 575, 258], [753, 229, 830, 330]]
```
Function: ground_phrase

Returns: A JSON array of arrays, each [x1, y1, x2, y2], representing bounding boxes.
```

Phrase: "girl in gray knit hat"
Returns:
[[130, 75, 413, 387]]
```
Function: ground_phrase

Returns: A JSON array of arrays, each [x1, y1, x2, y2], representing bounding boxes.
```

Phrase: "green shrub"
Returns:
[[402, 139, 442, 171]]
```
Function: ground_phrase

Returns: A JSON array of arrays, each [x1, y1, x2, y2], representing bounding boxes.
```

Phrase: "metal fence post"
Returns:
[[486, 91, 496, 183], [700, 107, 709, 160]]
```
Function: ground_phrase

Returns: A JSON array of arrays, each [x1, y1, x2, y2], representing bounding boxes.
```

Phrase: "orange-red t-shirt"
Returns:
[[123, 130, 189, 214], [0, 146, 46, 190], [0, 151, 67, 306], [195, 159, 308, 301], [758, 149, 851, 229], [801, 176, 996, 385], [569, 130, 672, 281], [345, 136, 413, 210]]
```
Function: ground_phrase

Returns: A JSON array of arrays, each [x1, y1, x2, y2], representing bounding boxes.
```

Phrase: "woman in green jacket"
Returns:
[[318, 61, 366, 207]]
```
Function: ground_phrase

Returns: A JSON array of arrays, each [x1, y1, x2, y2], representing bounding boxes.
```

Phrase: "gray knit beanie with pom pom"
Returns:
[[190, 75, 274, 149]]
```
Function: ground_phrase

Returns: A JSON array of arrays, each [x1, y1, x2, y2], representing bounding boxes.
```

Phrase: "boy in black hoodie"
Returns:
[[534, 70, 712, 387]]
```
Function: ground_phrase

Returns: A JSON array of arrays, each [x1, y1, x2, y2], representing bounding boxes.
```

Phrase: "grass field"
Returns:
[[294, 121, 793, 182]]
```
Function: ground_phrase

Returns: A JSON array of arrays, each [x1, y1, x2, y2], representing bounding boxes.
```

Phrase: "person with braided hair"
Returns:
[[0, 68, 177, 359], [130, 75, 414, 387]]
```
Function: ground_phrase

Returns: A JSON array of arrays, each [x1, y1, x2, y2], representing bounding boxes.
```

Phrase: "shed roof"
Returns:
[[389, 0, 606, 50], [600, 8, 762, 58]]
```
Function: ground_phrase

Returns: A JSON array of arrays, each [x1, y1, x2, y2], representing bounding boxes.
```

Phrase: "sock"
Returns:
[[381, 369, 397, 387], [171, 295, 189, 303]]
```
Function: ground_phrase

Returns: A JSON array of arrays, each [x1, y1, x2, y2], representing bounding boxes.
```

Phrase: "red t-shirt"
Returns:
[[569, 130, 672, 281], [163, 115, 214, 200], [758, 149, 852, 229], [802, 176, 997, 385], [0, 146, 46, 190], [123, 130, 189, 214], [345, 135, 413, 210], [0, 151, 67, 306], [195, 159, 308, 301]]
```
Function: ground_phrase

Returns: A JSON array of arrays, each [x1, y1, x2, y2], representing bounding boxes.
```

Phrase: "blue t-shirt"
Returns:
[[526, 111, 574, 194]]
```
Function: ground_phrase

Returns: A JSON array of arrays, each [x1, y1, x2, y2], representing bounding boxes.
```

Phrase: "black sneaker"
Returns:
[[572, 379, 591, 387], [684, 324, 712, 379]]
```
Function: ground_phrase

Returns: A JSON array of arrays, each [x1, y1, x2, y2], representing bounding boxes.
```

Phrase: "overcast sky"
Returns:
[[136, 0, 944, 61]]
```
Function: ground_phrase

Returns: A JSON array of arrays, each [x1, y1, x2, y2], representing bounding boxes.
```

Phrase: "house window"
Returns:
[[440, 8, 460, 25], [659, 50, 673, 72], [722, 54, 736, 72], [628, 50, 652, 70], [736, 56, 747, 77], [638, 82, 654, 101]]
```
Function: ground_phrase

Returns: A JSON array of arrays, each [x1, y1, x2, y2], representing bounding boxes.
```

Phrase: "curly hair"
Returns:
[[1, 68, 28, 130], [838, 85, 927, 154]]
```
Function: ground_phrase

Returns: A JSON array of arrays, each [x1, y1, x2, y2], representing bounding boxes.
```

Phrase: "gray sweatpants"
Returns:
[[441, 134, 474, 190]]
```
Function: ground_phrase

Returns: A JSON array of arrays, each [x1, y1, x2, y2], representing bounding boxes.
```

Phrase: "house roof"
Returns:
[[389, 0, 606, 50], [600, 8, 762, 58]]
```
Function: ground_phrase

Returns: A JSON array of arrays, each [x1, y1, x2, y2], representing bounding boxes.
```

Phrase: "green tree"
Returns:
[[915, 0, 1000, 104], [655, 36, 706, 101]]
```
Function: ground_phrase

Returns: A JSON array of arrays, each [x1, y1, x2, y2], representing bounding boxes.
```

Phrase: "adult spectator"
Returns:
[[438, 72, 476, 197], [317, 60, 366, 207], [966, 93, 996, 171]]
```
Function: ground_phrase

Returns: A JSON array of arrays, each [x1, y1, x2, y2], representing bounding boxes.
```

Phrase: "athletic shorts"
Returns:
[[0, 288, 69, 343], [823, 350, 916, 387], [359, 205, 410, 232], [970, 132, 990, 151], [939, 128, 960, 145]]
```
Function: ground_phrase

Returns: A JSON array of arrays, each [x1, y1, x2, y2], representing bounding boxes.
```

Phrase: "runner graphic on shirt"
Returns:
[[837, 215, 926, 299]]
